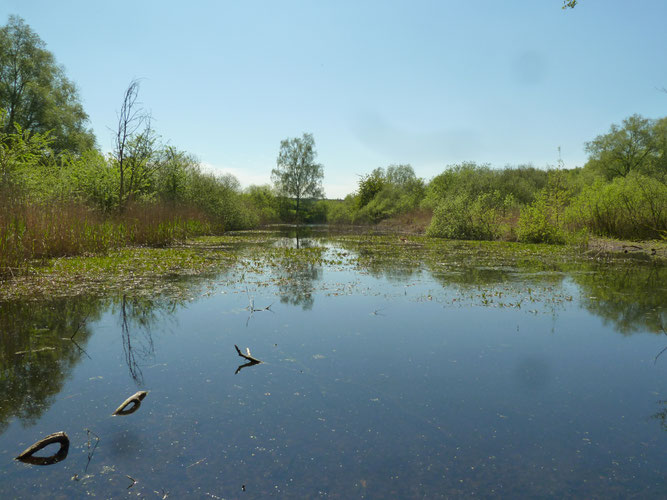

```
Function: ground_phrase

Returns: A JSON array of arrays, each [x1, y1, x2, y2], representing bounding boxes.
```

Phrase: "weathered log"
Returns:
[[112, 390, 149, 416], [15, 431, 69, 465]]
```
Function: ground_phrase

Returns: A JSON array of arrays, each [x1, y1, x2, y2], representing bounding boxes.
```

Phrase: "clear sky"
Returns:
[[2, 0, 666, 198]]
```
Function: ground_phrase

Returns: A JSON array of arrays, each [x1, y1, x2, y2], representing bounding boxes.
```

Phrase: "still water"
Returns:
[[1, 230, 665, 498]]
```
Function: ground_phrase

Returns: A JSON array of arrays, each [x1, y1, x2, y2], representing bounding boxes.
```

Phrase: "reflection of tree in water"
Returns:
[[277, 263, 321, 310], [336, 238, 421, 282], [356, 247, 421, 282], [0, 291, 186, 432], [115, 294, 180, 385], [342, 236, 667, 336], [0, 297, 103, 432], [275, 259, 322, 311], [274, 225, 317, 249], [572, 263, 666, 335]]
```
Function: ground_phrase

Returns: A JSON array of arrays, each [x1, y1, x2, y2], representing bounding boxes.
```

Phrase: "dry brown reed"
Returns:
[[0, 194, 212, 274]]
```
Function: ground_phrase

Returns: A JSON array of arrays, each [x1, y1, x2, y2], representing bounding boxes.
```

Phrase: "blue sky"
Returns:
[[2, 0, 666, 198]]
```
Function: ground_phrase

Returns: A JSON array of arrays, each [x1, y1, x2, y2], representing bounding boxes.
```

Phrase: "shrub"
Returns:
[[517, 197, 567, 244], [566, 173, 667, 240], [427, 191, 513, 240]]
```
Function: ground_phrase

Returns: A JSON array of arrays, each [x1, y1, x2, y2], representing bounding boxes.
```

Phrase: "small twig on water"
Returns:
[[234, 345, 262, 364], [14, 347, 56, 355], [655, 323, 667, 365], [59, 313, 92, 359], [70, 313, 90, 340], [234, 344, 262, 374], [84, 428, 100, 473], [186, 457, 207, 468], [245, 286, 274, 327]]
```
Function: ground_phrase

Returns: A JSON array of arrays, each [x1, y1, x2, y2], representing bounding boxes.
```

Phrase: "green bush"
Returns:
[[327, 196, 356, 225], [517, 197, 567, 244], [566, 173, 667, 240], [427, 191, 513, 240]]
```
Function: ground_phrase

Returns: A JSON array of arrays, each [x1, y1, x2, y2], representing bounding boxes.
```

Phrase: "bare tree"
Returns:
[[114, 80, 160, 208]]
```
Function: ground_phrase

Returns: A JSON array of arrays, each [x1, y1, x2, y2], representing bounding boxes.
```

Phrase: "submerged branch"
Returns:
[[15, 431, 70, 465], [112, 390, 149, 416]]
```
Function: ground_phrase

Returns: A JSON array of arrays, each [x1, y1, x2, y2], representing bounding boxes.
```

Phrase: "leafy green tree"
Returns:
[[272, 133, 324, 220], [386, 164, 417, 187], [584, 114, 662, 180], [357, 167, 386, 208], [0, 16, 95, 154]]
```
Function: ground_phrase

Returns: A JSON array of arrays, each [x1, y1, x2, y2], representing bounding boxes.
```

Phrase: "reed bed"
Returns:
[[0, 196, 212, 274]]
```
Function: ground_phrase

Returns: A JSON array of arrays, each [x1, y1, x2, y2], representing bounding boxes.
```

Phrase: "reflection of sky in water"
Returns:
[[0, 239, 665, 498]]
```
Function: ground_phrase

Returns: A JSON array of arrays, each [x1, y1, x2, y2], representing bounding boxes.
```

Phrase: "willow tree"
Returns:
[[0, 16, 95, 154], [272, 133, 324, 220]]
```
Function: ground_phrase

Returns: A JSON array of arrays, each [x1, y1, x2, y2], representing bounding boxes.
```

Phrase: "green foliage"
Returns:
[[357, 168, 386, 208], [427, 191, 515, 240], [422, 162, 548, 210], [566, 172, 667, 240], [326, 196, 357, 225], [0, 113, 53, 190], [517, 170, 571, 244], [342, 164, 426, 224], [517, 197, 567, 244], [584, 114, 666, 180], [272, 132, 324, 219], [243, 185, 280, 224], [0, 16, 95, 154]]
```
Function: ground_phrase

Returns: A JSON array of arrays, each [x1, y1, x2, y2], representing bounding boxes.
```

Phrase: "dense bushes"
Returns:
[[327, 164, 426, 225], [424, 137, 667, 244], [427, 191, 515, 240], [566, 173, 667, 240]]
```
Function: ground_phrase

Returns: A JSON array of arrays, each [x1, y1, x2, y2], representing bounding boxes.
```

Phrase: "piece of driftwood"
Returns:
[[112, 390, 149, 416], [15, 431, 69, 465], [234, 345, 262, 364], [234, 345, 262, 374]]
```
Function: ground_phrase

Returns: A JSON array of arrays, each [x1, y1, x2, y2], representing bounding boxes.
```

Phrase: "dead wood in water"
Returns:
[[112, 390, 149, 416], [234, 344, 262, 374], [15, 431, 70, 465], [234, 345, 262, 364]]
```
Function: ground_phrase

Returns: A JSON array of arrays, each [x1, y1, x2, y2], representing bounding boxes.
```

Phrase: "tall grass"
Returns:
[[0, 195, 212, 274]]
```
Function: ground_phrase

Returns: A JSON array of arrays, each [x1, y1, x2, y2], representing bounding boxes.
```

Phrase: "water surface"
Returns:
[[1, 230, 665, 498]]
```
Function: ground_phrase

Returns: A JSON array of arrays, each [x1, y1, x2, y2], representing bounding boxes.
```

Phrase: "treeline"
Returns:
[[311, 113, 665, 244]]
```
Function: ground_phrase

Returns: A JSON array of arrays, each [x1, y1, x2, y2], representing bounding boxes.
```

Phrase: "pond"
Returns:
[[1, 229, 666, 498]]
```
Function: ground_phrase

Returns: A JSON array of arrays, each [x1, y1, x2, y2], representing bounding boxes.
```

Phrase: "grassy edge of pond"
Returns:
[[1, 228, 664, 302]]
